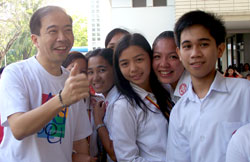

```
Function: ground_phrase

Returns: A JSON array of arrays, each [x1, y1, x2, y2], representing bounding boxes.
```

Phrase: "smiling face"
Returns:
[[177, 25, 225, 81], [119, 45, 151, 90], [32, 10, 74, 65], [87, 56, 114, 97], [153, 38, 184, 89]]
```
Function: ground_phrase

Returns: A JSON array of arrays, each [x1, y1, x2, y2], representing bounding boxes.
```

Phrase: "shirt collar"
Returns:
[[130, 82, 153, 99], [185, 71, 228, 102]]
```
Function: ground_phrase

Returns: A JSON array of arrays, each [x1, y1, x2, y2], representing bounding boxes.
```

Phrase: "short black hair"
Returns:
[[87, 48, 114, 66], [30, 6, 72, 35], [62, 51, 86, 68], [152, 31, 174, 51], [105, 28, 129, 48], [174, 10, 226, 48]]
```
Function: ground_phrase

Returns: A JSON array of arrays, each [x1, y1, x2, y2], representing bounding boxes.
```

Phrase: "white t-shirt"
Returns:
[[226, 123, 250, 162], [111, 83, 168, 162], [163, 70, 191, 103], [0, 56, 92, 162], [166, 72, 250, 162]]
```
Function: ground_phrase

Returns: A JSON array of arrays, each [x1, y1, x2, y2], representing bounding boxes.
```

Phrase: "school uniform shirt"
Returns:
[[166, 72, 250, 162], [163, 70, 191, 104], [111, 83, 168, 162], [103, 86, 120, 162], [226, 123, 250, 162]]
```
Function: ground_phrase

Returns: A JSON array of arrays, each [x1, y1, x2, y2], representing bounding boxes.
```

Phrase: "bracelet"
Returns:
[[96, 123, 105, 131], [59, 90, 67, 108]]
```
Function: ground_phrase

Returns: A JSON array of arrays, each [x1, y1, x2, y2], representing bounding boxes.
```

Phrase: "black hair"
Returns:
[[87, 48, 114, 66], [0, 66, 5, 75], [105, 28, 129, 48], [62, 51, 86, 68], [113, 33, 172, 120], [30, 6, 72, 35], [174, 10, 226, 48], [225, 65, 237, 77], [152, 31, 174, 51]]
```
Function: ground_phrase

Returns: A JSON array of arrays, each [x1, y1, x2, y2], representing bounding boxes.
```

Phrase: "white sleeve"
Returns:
[[73, 100, 92, 141], [226, 130, 249, 162], [0, 65, 29, 126], [111, 99, 151, 162], [166, 108, 191, 162]]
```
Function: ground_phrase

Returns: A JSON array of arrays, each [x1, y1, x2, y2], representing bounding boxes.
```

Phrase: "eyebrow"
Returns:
[[87, 65, 107, 70], [119, 53, 144, 63], [181, 38, 211, 45], [46, 24, 72, 31]]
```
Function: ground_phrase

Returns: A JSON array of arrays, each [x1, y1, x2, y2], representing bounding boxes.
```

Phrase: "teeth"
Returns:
[[56, 47, 67, 50], [160, 71, 171, 75]]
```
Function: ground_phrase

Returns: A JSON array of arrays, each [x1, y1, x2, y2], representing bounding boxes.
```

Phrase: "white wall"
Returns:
[[110, 6, 175, 45]]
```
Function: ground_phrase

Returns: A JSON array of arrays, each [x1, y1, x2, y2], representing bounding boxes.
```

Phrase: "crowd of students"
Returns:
[[0, 5, 250, 162]]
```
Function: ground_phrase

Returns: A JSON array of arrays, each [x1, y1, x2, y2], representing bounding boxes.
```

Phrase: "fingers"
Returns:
[[70, 63, 80, 77]]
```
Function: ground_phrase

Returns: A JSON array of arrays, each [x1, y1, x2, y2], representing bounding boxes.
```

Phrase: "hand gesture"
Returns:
[[61, 64, 90, 106]]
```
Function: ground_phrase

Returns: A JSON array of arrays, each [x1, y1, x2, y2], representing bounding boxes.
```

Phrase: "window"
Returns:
[[132, 0, 146, 7], [153, 0, 167, 6]]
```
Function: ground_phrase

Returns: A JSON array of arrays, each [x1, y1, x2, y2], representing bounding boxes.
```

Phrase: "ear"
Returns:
[[176, 47, 182, 61], [217, 43, 225, 58], [31, 34, 39, 48]]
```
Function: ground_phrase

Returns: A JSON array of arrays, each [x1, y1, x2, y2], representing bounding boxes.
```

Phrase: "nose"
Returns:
[[159, 56, 170, 68], [130, 61, 138, 73], [57, 31, 67, 41], [191, 45, 202, 58], [93, 72, 101, 82]]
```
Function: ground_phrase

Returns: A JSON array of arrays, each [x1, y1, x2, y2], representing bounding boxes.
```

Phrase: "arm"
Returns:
[[7, 65, 89, 140], [93, 101, 117, 161], [72, 138, 97, 162]]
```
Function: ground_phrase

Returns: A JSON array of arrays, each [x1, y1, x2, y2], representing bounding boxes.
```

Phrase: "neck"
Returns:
[[36, 53, 62, 76], [191, 70, 216, 99], [170, 80, 179, 90]]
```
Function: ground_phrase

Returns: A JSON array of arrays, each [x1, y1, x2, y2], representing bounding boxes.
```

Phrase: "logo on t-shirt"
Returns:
[[37, 93, 68, 144], [179, 83, 187, 96]]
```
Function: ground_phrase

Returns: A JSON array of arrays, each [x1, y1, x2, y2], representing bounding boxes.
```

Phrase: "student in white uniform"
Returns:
[[0, 6, 93, 162], [166, 10, 250, 162], [87, 48, 118, 162], [226, 123, 250, 162], [152, 31, 191, 103], [111, 33, 173, 161]]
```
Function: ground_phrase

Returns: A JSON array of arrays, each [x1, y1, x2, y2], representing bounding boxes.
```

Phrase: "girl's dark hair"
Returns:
[[113, 33, 172, 120], [152, 31, 174, 51], [87, 48, 114, 66], [105, 28, 129, 48], [225, 65, 237, 77], [62, 51, 86, 68]]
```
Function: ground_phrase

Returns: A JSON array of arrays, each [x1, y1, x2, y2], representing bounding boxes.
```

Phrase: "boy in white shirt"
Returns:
[[166, 10, 250, 162]]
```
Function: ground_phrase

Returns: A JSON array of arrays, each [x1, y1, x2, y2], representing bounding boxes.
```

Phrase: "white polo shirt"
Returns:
[[166, 72, 250, 162], [226, 123, 250, 162]]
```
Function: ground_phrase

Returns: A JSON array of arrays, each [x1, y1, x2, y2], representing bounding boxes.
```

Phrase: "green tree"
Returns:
[[72, 15, 88, 47], [0, 0, 44, 66]]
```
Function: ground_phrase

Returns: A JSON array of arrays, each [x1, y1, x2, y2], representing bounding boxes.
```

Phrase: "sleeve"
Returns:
[[73, 100, 92, 141], [166, 107, 191, 162], [0, 65, 29, 127], [111, 99, 152, 162], [226, 129, 249, 162]]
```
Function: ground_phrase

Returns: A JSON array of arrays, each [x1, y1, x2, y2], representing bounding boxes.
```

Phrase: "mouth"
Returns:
[[190, 61, 205, 68], [93, 82, 103, 89], [53, 46, 69, 53], [131, 73, 143, 81], [159, 70, 172, 76]]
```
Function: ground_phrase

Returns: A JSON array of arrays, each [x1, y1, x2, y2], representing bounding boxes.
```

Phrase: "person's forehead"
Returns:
[[40, 10, 71, 27]]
